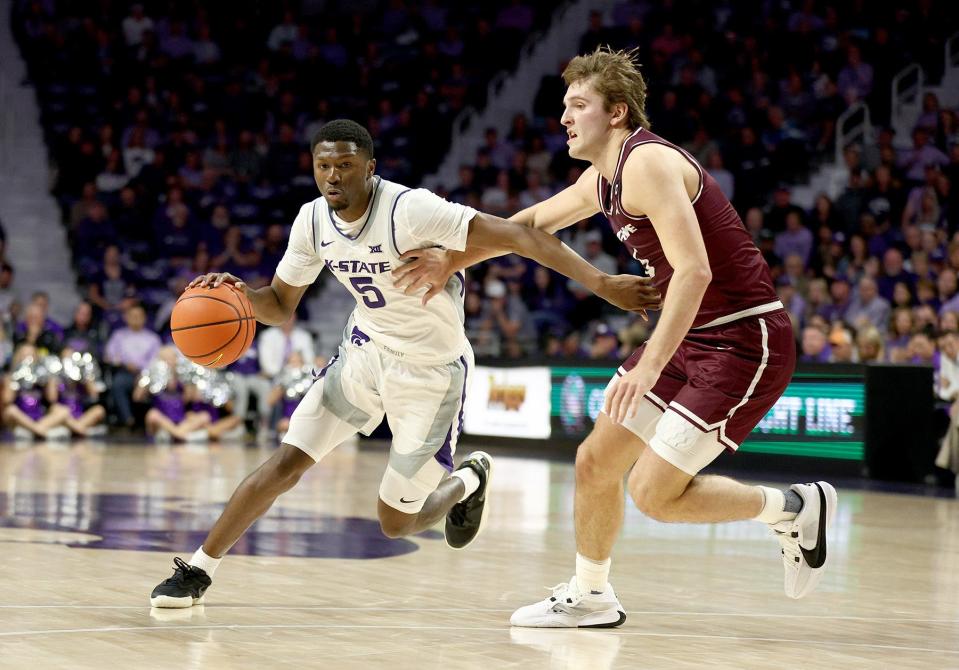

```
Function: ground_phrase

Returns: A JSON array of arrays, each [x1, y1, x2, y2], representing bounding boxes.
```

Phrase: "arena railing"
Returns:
[[946, 31, 959, 73], [835, 102, 872, 164], [0, 70, 11, 173], [891, 63, 924, 133]]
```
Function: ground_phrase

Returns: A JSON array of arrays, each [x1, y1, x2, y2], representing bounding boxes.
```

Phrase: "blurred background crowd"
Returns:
[[2, 0, 958, 440]]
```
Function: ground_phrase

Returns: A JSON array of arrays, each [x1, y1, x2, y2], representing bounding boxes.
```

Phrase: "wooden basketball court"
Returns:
[[0, 439, 957, 668]]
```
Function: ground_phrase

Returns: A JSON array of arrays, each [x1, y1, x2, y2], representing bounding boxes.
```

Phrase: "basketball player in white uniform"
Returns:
[[150, 119, 661, 607]]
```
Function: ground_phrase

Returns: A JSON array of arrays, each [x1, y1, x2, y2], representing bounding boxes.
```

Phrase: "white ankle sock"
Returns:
[[576, 553, 611, 594], [754, 485, 797, 524], [451, 467, 480, 502], [189, 546, 222, 577]]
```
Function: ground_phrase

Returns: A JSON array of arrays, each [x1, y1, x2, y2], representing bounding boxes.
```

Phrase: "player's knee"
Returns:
[[378, 520, 410, 539], [263, 446, 312, 490], [378, 512, 413, 539], [628, 470, 674, 521], [575, 439, 616, 486]]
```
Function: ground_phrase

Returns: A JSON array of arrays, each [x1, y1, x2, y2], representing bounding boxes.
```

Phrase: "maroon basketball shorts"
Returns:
[[607, 310, 795, 475]]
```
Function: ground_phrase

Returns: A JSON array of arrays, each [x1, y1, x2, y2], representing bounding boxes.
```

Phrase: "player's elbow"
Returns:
[[501, 224, 538, 257], [678, 263, 712, 287]]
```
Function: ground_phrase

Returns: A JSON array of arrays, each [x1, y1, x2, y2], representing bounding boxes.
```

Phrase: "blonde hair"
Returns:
[[856, 326, 885, 362], [563, 47, 650, 130]]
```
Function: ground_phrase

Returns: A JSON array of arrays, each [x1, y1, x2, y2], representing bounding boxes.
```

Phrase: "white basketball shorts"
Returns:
[[283, 329, 473, 514]]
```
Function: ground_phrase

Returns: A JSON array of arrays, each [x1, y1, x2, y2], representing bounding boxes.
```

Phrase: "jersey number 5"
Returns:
[[349, 276, 386, 308]]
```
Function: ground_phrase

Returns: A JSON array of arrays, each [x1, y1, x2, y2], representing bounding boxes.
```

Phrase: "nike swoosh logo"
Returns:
[[800, 483, 828, 569], [320, 240, 334, 247], [399, 497, 420, 504]]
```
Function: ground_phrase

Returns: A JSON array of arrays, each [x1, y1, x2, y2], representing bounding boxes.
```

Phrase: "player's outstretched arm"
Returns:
[[393, 168, 601, 300], [188, 272, 308, 326], [464, 212, 660, 316]]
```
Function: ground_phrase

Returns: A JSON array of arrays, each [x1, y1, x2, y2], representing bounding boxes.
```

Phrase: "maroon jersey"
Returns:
[[597, 128, 780, 328]]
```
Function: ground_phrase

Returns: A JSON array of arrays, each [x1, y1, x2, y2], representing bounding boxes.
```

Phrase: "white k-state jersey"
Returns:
[[276, 176, 477, 365]]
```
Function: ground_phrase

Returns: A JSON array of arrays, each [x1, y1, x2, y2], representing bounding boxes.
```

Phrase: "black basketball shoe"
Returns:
[[150, 557, 212, 608], [445, 451, 493, 550]]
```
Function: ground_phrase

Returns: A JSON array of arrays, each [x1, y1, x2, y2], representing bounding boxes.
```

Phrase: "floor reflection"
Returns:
[[0, 491, 440, 558], [509, 627, 623, 669]]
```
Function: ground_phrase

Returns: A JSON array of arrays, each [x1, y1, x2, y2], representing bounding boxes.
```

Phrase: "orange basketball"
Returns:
[[170, 284, 256, 368]]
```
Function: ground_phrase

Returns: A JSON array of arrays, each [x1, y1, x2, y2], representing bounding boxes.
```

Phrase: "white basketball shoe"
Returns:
[[771, 481, 838, 599], [509, 577, 626, 628]]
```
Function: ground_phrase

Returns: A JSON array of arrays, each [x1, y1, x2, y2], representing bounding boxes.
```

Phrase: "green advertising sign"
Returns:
[[551, 367, 865, 460]]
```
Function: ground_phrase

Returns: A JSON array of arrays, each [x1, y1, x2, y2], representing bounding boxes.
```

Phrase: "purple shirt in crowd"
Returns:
[[104, 327, 162, 371], [774, 227, 813, 265], [939, 293, 959, 317]]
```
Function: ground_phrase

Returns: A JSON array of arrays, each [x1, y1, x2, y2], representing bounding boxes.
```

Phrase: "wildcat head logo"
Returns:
[[350, 327, 371, 347]]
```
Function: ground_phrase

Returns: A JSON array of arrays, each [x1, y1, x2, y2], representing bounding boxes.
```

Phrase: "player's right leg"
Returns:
[[510, 412, 651, 628], [151, 347, 381, 608], [149, 443, 317, 608]]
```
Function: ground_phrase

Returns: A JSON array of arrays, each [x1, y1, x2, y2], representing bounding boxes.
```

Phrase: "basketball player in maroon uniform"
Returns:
[[393, 48, 837, 627]]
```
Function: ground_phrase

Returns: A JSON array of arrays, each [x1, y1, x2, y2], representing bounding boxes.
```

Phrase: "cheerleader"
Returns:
[[2, 344, 71, 440], [181, 365, 244, 443], [133, 346, 211, 443], [47, 347, 107, 437]]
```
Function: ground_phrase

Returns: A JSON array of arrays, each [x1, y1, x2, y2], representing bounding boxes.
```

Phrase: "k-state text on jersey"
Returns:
[[324, 259, 392, 274]]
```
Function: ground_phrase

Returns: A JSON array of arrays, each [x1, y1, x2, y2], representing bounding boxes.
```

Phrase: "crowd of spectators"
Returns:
[[12, 0, 551, 320], [5, 1, 959, 443], [437, 1, 959, 374]]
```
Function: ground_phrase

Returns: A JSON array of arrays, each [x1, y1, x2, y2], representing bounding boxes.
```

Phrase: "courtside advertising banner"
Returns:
[[463, 366, 551, 439]]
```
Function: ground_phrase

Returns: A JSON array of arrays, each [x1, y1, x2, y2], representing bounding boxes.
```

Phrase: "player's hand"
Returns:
[[597, 274, 662, 321], [187, 272, 247, 292], [604, 360, 661, 424], [392, 248, 454, 305]]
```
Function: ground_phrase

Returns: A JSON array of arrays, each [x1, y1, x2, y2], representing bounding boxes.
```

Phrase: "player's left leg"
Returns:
[[627, 433, 837, 599], [375, 347, 490, 546], [376, 451, 492, 542], [627, 312, 836, 599]]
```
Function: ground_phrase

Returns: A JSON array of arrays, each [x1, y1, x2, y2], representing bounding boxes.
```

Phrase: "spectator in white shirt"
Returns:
[[267, 11, 299, 51], [122, 4, 154, 47], [258, 314, 316, 378]]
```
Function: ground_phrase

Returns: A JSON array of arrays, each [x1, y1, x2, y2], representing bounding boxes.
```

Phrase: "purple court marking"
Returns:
[[0, 492, 441, 558]]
